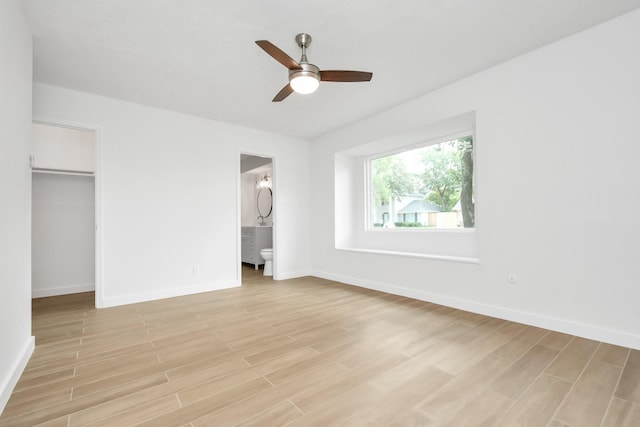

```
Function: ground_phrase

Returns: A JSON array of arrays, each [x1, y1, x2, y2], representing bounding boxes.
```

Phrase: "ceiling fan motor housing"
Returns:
[[289, 62, 320, 81]]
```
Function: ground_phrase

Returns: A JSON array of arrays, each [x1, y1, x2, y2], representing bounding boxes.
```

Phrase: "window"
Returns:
[[335, 111, 477, 260], [369, 135, 474, 229]]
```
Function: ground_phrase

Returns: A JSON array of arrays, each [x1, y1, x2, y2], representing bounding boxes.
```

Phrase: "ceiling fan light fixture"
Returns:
[[289, 70, 320, 94]]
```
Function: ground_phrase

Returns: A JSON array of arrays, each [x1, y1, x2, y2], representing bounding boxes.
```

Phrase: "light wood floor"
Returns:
[[1, 267, 639, 426]]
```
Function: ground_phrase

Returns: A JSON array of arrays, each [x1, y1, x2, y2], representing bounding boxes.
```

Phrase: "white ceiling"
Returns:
[[23, 0, 640, 140]]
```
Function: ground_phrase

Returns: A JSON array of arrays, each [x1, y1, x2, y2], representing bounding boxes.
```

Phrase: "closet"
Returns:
[[31, 123, 96, 297]]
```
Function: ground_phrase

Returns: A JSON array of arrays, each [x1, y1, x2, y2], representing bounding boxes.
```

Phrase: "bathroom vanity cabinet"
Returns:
[[241, 226, 272, 269]]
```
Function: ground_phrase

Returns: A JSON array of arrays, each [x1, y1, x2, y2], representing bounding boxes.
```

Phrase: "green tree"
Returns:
[[371, 156, 416, 226], [458, 136, 475, 227], [420, 141, 462, 212]]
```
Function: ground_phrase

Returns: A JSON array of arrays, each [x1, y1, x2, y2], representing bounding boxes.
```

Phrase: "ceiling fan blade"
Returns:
[[272, 84, 294, 102], [255, 40, 302, 70], [320, 70, 373, 82]]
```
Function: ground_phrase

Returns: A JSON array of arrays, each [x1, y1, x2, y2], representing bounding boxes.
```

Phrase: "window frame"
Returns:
[[365, 129, 476, 232]]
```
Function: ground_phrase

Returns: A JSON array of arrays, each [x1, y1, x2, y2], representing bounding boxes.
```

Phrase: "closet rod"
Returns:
[[32, 168, 94, 177]]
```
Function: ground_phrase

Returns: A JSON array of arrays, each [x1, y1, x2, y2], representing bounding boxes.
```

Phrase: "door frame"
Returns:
[[238, 151, 277, 282]]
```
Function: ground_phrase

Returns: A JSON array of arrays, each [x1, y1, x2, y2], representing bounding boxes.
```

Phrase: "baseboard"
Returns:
[[275, 269, 314, 280], [0, 336, 35, 415], [32, 283, 95, 298], [100, 280, 240, 308], [313, 270, 640, 351]]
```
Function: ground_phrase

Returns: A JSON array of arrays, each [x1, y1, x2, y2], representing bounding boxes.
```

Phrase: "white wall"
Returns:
[[311, 10, 640, 349], [33, 83, 311, 307], [32, 173, 95, 297], [241, 172, 256, 226], [0, 0, 34, 413]]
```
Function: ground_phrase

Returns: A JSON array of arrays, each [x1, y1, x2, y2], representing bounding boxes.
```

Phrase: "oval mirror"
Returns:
[[257, 187, 272, 219]]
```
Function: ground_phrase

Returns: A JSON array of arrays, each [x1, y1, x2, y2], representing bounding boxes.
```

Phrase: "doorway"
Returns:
[[31, 121, 99, 306], [240, 153, 275, 283]]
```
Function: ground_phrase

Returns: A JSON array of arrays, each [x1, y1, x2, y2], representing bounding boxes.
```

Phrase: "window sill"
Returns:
[[336, 247, 480, 264], [366, 227, 475, 233]]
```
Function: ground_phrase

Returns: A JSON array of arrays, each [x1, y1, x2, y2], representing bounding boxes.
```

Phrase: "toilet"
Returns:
[[259, 248, 273, 276]]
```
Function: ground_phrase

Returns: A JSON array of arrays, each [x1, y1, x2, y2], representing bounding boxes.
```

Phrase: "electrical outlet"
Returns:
[[507, 274, 518, 284], [192, 264, 200, 275]]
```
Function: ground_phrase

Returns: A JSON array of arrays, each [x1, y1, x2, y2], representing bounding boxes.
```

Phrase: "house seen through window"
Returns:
[[369, 135, 474, 229]]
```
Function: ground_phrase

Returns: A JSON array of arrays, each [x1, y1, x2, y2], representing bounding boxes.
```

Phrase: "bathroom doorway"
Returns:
[[240, 153, 275, 283]]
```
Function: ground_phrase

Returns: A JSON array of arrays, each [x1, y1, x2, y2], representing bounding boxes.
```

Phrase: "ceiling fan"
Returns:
[[255, 33, 373, 102]]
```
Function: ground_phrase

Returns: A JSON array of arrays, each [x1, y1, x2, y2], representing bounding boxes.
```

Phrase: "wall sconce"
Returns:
[[258, 174, 271, 188]]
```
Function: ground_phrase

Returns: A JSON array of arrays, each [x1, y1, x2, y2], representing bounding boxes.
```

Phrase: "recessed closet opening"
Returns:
[[240, 153, 275, 283], [31, 122, 99, 306]]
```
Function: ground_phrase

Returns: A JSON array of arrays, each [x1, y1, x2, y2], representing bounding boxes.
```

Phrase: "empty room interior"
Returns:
[[2, 1, 640, 426]]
